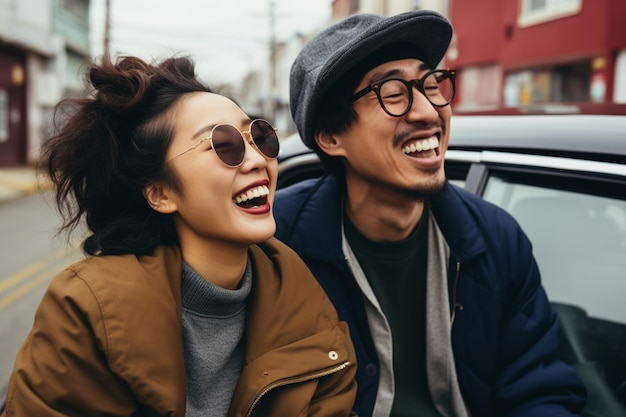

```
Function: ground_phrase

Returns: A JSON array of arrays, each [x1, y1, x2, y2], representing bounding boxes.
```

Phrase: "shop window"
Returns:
[[60, 0, 88, 21], [519, 0, 582, 26], [614, 50, 626, 104], [0, 90, 7, 143], [503, 61, 591, 106], [456, 64, 502, 111], [65, 50, 88, 92], [556, 63, 591, 102]]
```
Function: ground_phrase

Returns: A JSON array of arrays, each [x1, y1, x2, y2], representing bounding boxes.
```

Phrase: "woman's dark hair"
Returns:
[[41, 54, 213, 256]]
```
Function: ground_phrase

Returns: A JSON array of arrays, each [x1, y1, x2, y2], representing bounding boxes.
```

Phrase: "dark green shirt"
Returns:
[[344, 210, 442, 417]]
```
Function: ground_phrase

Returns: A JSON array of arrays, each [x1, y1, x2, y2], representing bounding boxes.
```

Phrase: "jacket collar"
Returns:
[[428, 181, 487, 262], [278, 176, 487, 263], [276, 176, 346, 263]]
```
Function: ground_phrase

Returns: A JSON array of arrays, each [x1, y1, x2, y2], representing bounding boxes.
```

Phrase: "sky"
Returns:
[[90, 0, 333, 86]]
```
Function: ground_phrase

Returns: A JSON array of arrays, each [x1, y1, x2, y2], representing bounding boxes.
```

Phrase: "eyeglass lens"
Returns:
[[211, 119, 279, 167], [379, 71, 454, 115], [250, 119, 280, 160]]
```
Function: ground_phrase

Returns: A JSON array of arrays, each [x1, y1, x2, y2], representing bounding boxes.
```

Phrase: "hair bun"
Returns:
[[89, 56, 153, 113]]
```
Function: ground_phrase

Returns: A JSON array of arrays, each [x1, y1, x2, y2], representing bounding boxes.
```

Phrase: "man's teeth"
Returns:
[[402, 137, 439, 154], [234, 185, 270, 204]]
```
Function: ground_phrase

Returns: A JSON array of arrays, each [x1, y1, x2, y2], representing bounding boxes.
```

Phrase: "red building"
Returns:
[[447, 0, 626, 115]]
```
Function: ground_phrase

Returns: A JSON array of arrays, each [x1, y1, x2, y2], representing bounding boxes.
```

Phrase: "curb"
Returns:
[[0, 168, 52, 205]]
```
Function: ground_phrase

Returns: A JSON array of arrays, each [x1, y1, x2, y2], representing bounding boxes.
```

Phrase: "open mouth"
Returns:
[[234, 185, 270, 208], [402, 136, 440, 157]]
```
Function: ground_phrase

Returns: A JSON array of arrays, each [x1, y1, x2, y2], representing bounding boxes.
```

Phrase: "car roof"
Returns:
[[278, 114, 626, 164], [278, 132, 312, 160], [448, 114, 626, 162]]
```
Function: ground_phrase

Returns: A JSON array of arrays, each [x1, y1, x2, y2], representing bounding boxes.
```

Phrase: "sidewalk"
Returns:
[[0, 166, 47, 205]]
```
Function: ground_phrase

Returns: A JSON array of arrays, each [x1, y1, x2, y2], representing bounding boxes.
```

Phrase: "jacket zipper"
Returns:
[[450, 261, 463, 325], [245, 361, 351, 417]]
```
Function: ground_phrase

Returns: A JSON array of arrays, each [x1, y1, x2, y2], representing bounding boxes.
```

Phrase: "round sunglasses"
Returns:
[[167, 119, 280, 167]]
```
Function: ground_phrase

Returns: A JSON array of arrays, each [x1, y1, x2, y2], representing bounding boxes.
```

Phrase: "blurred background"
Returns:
[[1, 0, 626, 167]]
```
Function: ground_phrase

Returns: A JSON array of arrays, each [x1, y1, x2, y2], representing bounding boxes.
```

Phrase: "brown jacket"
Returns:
[[2, 238, 357, 416]]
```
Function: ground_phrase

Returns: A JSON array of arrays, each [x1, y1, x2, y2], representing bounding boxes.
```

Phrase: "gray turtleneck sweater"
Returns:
[[180, 260, 252, 417]]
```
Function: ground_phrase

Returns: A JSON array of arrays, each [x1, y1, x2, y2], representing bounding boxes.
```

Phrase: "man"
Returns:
[[273, 10, 586, 417]]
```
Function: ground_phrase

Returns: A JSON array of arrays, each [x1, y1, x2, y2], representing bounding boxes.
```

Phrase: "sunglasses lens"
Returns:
[[211, 125, 245, 166], [250, 120, 279, 159]]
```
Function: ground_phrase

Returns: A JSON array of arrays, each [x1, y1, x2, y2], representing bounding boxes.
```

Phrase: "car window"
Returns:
[[482, 173, 626, 323], [481, 171, 626, 408]]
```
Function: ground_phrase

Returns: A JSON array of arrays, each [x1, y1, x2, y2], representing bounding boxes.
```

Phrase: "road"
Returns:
[[0, 191, 84, 392]]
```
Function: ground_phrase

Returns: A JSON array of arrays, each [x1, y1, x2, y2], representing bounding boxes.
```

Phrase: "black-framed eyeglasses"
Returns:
[[352, 69, 457, 117], [167, 119, 280, 167]]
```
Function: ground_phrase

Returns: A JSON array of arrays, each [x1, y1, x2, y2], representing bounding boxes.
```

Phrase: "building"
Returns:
[[332, 0, 447, 18], [242, 0, 626, 134], [238, 33, 311, 138], [0, 0, 91, 167], [237, 0, 449, 137], [448, 0, 626, 115], [238, 25, 327, 138]]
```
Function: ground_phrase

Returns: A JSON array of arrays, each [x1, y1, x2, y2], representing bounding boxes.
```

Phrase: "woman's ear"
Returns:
[[143, 182, 177, 214], [314, 131, 346, 157]]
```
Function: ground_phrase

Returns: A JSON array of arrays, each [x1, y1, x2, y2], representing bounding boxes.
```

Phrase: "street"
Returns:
[[0, 191, 84, 392]]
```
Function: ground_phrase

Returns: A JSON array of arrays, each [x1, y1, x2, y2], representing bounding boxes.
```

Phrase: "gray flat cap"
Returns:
[[290, 10, 453, 148]]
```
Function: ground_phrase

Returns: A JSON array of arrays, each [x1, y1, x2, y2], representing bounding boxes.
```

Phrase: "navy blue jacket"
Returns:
[[274, 176, 586, 417]]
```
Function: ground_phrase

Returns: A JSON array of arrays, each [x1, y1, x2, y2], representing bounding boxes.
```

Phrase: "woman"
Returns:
[[1, 55, 357, 416]]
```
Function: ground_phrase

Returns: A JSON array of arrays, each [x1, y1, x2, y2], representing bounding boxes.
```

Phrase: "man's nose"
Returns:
[[406, 87, 440, 121]]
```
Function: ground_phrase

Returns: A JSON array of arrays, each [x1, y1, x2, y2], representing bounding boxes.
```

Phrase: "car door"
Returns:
[[455, 151, 626, 417]]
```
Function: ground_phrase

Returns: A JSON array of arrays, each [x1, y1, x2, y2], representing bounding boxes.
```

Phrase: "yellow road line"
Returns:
[[0, 270, 56, 311], [0, 247, 75, 294], [0, 246, 83, 310], [0, 263, 46, 293]]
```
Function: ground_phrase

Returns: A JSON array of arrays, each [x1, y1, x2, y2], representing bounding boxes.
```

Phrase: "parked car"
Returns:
[[276, 114, 626, 417]]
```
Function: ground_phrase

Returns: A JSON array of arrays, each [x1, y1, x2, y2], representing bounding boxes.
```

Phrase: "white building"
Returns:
[[0, 0, 91, 166]]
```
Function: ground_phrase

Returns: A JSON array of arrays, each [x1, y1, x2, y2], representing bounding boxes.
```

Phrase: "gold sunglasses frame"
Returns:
[[166, 119, 278, 167]]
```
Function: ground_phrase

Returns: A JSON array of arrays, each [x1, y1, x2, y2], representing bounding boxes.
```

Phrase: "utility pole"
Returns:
[[103, 0, 111, 56], [268, 0, 276, 121]]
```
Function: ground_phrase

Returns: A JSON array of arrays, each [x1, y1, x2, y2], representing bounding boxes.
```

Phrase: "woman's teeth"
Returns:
[[234, 185, 269, 204]]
